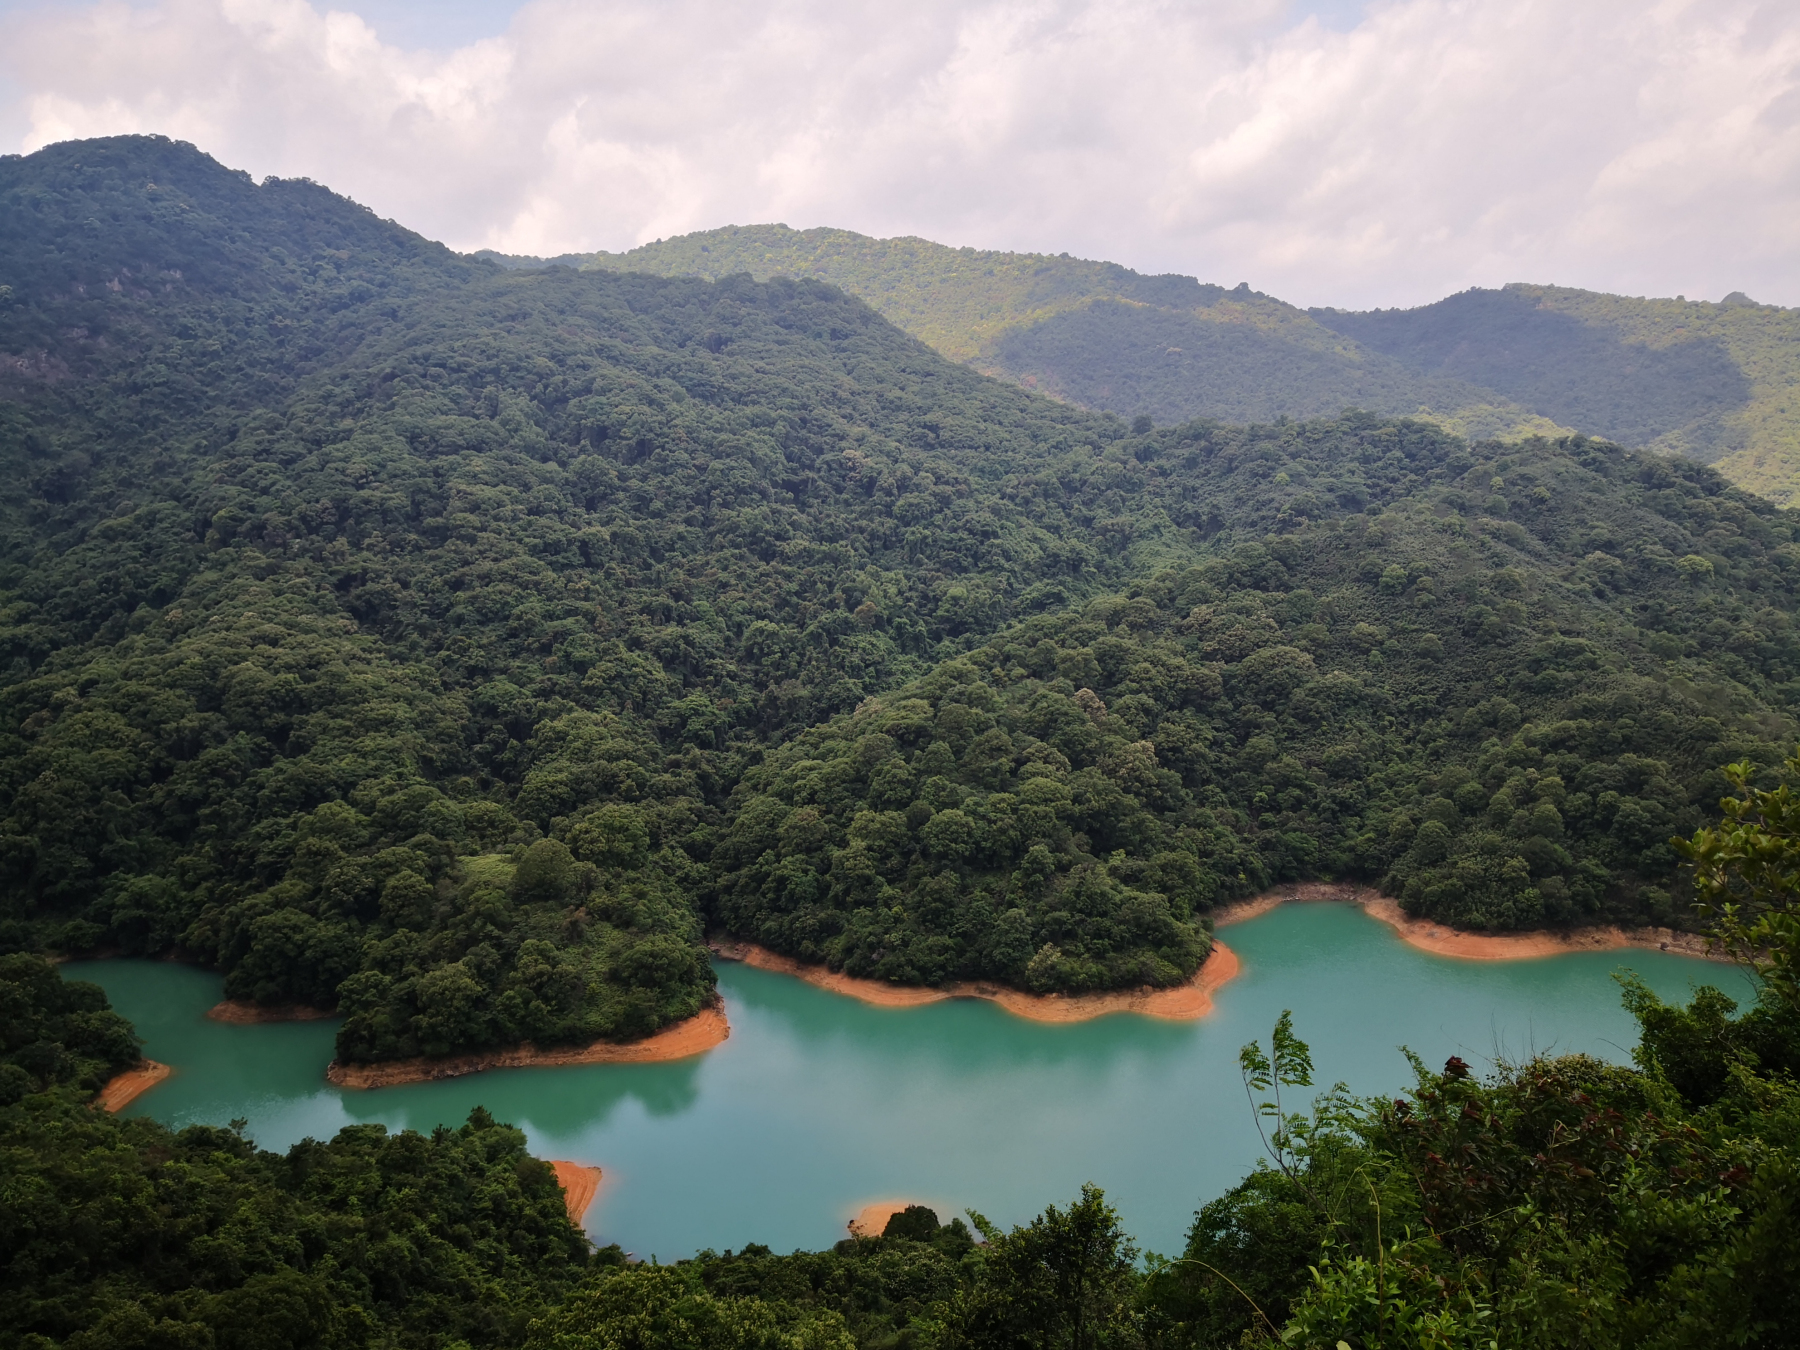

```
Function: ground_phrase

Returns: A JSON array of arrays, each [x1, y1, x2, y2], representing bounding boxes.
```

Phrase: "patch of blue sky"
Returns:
[[322, 0, 522, 50], [1287, 0, 1369, 33], [0, 0, 523, 51]]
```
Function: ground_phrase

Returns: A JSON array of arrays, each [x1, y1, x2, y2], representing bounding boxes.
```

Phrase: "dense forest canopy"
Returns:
[[0, 135, 1151, 1062], [1312, 284, 1800, 501], [7, 133, 1800, 1350], [0, 135, 1794, 1072], [498, 226, 1800, 504]]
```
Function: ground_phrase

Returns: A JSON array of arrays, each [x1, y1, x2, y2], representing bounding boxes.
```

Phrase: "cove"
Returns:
[[67, 901, 1752, 1261]]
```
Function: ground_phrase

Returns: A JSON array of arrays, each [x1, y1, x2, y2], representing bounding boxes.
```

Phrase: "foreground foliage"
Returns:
[[2, 976, 591, 1350], [1680, 746, 1800, 1013], [1155, 1026, 1800, 1348]]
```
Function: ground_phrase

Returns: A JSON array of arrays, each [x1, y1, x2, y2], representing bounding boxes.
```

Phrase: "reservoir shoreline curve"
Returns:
[[64, 905, 1750, 1261], [1218, 881, 1725, 961], [95, 1059, 173, 1113], [207, 998, 337, 1024], [324, 1002, 732, 1088], [104, 885, 1730, 1103], [549, 1161, 604, 1226], [710, 938, 1242, 1022]]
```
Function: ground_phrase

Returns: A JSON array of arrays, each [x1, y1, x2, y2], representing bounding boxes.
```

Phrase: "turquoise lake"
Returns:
[[67, 901, 1753, 1261]]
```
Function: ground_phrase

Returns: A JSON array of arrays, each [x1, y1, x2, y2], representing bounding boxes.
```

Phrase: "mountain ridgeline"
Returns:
[[507, 224, 1800, 506], [0, 137, 1797, 1067], [490, 226, 1568, 445]]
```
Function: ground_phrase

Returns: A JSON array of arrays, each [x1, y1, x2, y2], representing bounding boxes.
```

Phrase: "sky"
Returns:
[[0, 0, 1795, 309]]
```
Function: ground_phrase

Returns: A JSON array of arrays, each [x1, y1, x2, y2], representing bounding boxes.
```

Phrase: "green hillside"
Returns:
[[490, 226, 1566, 442], [0, 136, 1169, 1065], [0, 134, 1797, 1050], [1315, 284, 1800, 504], [10, 135, 1800, 1350], [501, 227, 1800, 503], [714, 423, 1800, 975]]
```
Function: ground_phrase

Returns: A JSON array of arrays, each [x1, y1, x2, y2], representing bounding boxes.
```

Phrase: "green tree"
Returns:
[[525, 1266, 855, 1350], [958, 1185, 1140, 1350], [0, 952, 139, 1099], [1679, 749, 1800, 1009]]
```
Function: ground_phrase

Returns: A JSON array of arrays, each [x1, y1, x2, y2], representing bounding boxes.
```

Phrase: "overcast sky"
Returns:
[[1, 0, 1795, 309]]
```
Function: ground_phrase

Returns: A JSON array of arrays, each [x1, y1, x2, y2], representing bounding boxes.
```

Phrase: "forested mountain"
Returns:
[[0, 136, 1153, 1064], [492, 226, 1565, 444], [715, 425, 1800, 979], [501, 226, 1800, 505], [0, 135, 1796, 1066], [9, 133, 1800, 1350], [1312, 285, 1800, 503]]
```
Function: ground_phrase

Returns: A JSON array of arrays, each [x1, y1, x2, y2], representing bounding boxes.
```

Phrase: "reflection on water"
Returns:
[[67, 902, 1754, 1261]]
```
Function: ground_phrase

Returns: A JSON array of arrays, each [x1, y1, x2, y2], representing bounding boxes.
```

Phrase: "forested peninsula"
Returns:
[[8, 133, 1800, 1350]]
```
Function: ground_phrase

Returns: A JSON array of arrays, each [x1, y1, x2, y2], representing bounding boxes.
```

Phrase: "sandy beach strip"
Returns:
[[711, 940, 1241, 1023], [324, 1003, 731, 1088], [93, 1060, 172, 1112], [1216, 881, 1723, 962], [549, 1161, 603, 1227], [1363, 893, 1719, 961], [206, 999, 337, 1024]]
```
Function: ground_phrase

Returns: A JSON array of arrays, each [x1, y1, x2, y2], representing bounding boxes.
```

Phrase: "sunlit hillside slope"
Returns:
[[486, 227, 1565, 443], [495, 228, 1799, 503], [1315, 285, 1800, 504]]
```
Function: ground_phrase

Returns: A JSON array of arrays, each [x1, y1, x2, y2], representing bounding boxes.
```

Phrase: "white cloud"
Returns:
[[4, 0, 1797, 308]]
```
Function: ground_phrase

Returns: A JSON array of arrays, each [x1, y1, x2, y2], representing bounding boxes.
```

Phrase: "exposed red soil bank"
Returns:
[[710, 940, 1241, 1022], [1217, 881, 1720, 962], [549, 1161, 603, 1226], [94, 1060, 172, 1112], [324, 1003, 732, 1088], [207, 999, 336, 1024]]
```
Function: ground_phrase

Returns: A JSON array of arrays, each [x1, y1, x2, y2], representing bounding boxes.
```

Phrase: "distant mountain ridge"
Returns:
[[487, 227, 1800, 505], [1311, 285, 1798, 500]]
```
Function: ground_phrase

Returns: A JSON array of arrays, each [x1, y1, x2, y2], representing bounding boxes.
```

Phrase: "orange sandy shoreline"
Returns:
[[324, 1003, 731, 1088], [1218, 881, 1724, 963], [94, 1060, 172, 1112], [713, 882, 1727, 1027], [207, 999, 337, 1024], [549, 1161, 603, 1227], [711, 940, 1241, 1023]]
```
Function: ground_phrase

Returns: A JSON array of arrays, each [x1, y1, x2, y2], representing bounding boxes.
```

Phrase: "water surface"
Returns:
[[69, 902, 1750, 1259]]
